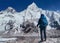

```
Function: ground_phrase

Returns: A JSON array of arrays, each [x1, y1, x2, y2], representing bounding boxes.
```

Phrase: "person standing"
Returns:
[[37, 14, 48, 42]]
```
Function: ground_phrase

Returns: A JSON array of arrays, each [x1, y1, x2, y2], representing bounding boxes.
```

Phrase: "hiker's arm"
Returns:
[[37, 19, 41, 27]]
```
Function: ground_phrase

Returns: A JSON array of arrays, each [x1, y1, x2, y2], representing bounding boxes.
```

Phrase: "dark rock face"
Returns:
[[46, 29, 60, 38], [20, 21, 38, 33]]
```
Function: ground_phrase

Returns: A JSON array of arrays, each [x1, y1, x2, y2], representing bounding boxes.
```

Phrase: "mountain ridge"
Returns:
[[0, 2, 60, 31]]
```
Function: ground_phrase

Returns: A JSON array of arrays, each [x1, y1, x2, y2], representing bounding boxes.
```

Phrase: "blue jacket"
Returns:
[[37, 14, 48, 27]]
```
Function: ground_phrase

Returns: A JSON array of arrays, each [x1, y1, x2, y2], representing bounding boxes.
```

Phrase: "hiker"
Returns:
[[37, 14, 48, 42]]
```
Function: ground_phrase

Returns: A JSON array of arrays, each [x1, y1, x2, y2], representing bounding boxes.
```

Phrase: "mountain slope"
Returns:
[[0, 2, 60, 31]]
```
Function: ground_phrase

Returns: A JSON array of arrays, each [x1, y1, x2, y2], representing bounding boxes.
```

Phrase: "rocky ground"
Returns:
[[0, 29, 60, 43]]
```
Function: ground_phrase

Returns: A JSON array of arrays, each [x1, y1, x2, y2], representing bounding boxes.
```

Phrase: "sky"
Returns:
[[0, 0, 60, 12]]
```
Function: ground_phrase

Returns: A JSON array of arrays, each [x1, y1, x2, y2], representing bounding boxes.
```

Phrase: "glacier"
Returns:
[[0, 2, 60, 31]]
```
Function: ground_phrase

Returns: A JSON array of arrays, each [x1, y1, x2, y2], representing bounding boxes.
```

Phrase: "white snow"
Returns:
[[0, 38, 17, 41], [0, 2, 60, 31]]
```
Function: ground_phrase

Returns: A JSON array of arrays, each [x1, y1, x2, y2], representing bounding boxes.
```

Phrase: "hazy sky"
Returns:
[[0, 0, 60, 12]]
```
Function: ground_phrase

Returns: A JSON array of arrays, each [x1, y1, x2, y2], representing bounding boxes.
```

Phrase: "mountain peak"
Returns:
[[30, 2, 37, 7], [26, 2, 41, 12], [28, 2, 38, 10], [7, 7, 14, 9], [6, 7, 16, 14]]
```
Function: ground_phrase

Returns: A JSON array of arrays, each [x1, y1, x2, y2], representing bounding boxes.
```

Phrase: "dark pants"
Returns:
[[40, 26, 46, 41]]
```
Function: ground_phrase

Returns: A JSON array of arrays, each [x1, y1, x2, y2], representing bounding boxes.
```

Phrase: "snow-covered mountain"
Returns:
[[20, 2, 60, 30], [0, 2, 60, 31]]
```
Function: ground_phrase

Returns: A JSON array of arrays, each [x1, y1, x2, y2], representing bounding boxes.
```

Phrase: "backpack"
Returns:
[[38, 14, 48, 27]]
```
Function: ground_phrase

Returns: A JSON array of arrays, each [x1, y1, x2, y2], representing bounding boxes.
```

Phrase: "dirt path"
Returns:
[[9, 37, 60, 43], [0, 29, 60, 43]]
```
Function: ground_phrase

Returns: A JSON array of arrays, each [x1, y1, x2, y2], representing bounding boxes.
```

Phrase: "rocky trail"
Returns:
[[0, 29, 60, 43]]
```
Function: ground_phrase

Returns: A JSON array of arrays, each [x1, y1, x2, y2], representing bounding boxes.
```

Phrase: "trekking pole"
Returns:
[[38, 26, 40, 41]]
